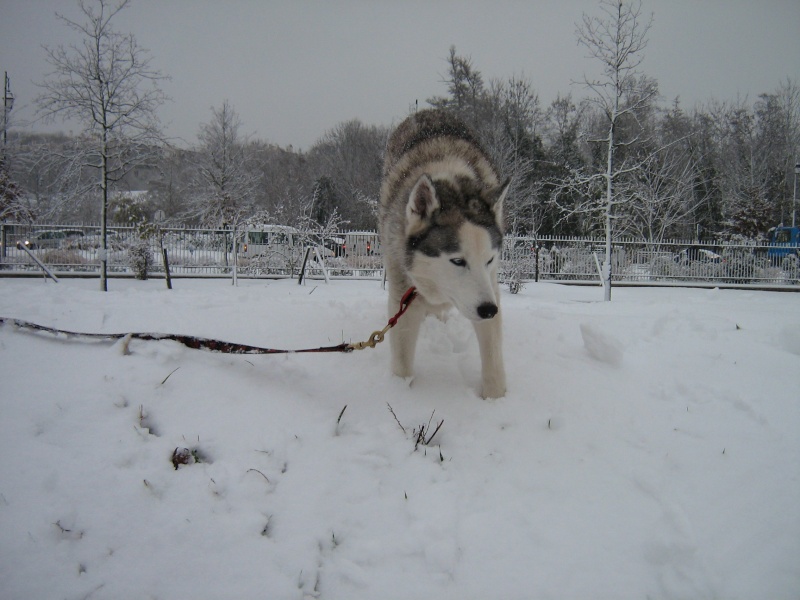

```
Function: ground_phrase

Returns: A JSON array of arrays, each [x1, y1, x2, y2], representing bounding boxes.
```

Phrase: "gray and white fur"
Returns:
[[379, 109, 509, 398]]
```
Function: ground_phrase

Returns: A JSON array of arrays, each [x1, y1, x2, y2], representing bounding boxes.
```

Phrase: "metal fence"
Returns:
[[1, 223, 798, 287], [505, 236, 799, 286], [0, 223, 384, 280]]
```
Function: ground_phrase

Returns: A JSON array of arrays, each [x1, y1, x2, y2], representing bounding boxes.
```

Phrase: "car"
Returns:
[[323, 236, 346, 257], [677, 246, 724, 264], [68, 230, 122, 251], [240, 225, 299, 258], [62, 229, 85, 240], [343, 232, 380, 257], [23, 230, 67, 250], [767, 226, 800, 262]]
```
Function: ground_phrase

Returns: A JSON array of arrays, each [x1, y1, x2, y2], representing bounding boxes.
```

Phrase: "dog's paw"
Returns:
[[481, 378, 506, 400], [391, 360, 414, 380], [389, 372, 415, 389]]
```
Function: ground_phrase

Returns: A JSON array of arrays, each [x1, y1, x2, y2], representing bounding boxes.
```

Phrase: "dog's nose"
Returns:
[[477, 302, 498, 319]]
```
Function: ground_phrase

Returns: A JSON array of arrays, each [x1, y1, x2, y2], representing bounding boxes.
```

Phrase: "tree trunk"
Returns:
[[100, 132, 109, 292], [603, 118, 615, 302]]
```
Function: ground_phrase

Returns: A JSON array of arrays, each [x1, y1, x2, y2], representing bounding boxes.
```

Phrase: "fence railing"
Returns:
[[0, 224, 384, 279], [504, 236, 799, 286], [1, 223, 798, 287]]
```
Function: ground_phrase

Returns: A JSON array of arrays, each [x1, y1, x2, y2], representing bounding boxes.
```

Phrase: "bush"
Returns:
[[128, 239, 153, 280]]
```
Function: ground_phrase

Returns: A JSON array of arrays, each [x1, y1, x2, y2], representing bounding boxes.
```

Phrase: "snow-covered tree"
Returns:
[[483, 75, 547, 237], [558, 0, 658, 300], [307, 119, 387, 230], [186, 101, 258, 230], [544, 93, 584, 170], [0, 167, 33, 222], [428, 45, 488, 126], [35, 0, 168, 290], [617, 137, 708, 242], [753, 80, 800, 227]]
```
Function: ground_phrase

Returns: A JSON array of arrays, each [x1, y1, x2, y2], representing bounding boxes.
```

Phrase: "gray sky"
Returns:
[[2, 0, 799, 151]]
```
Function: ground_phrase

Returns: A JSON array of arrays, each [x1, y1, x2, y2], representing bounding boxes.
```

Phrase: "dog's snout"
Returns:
[[477, 302, 498, 319]]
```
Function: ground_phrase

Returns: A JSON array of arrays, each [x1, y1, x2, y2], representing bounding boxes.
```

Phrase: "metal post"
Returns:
[[793, 160, 799, 229], [162, 247, 172, 290], [2, 72, 13, 162], [16, 241, 59, 283], [2, 73, 13, 263]]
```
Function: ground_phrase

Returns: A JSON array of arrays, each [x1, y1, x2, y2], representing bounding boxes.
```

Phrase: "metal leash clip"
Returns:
[[349, 287, 417, 351]]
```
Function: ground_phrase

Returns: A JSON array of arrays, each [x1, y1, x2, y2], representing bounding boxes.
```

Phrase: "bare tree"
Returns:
[[560, 0, 658, 300], [186, 101, 258, 229], [307, 119, 388, 229], [755, 79, 800, 226], [17, 134, 106, 221], [428, 45, 487, 123], [0, 168, 33, 222], [484, 75, 546, 236], [544, 93, 584, 169], [618, 141, 708, 242], [702, 98, 775, 237], [184, 101, 260, 271], [35, 0, 168, 290], [296, 203, 348, 252], [248, 141, 309, 227]]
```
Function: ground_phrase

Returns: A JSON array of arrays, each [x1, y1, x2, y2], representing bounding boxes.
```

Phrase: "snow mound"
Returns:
[[580, 321, 624, 366]]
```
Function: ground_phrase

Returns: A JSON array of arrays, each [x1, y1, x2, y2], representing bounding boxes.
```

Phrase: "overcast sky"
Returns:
[[2, 0, 799, 151]]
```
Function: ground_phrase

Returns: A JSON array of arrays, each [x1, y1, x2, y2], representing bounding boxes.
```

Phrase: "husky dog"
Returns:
[[379, 109, 509, 398]]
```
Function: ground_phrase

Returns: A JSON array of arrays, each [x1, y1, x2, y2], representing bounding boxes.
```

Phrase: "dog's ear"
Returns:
[[406, 174, 439, 233], [491, 177, 510, 228]]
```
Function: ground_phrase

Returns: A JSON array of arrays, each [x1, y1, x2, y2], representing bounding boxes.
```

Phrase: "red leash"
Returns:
[[0, 287, 418, 355]]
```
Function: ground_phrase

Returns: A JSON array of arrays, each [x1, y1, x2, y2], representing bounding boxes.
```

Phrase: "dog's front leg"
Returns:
[[389, 299, 425, 380], [474, 311, 506, 399]]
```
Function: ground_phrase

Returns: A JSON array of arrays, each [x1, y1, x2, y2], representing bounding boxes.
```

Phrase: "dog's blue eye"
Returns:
[[450, 258, 467, 267]]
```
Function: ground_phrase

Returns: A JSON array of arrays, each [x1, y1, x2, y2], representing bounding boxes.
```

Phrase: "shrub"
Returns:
[[128, 239, 153, 280]]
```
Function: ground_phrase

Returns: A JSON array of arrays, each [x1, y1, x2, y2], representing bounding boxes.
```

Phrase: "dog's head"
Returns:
[[404, 173, 509, 321]]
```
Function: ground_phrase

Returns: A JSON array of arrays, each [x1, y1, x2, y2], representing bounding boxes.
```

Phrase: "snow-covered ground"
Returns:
[[0, 277, 797, 599]]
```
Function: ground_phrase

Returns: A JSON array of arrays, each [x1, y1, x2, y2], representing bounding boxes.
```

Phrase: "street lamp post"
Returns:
[[2, 71, 14, 163], [2, 71, 14, 262]]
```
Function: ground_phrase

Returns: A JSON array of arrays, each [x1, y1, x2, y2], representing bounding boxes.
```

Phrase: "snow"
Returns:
[[0, 277, 798, 599]]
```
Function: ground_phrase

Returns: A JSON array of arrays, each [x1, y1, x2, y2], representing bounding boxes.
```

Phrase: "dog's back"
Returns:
[[383, 109, 485, 175]]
